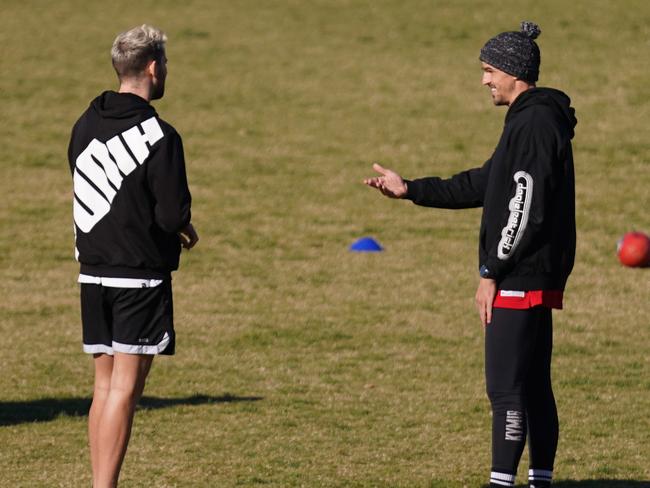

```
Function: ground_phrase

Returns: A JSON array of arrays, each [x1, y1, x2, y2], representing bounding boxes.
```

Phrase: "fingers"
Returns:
[[364, 177, 382, 188], [476, 293, 487, 327], [477, 300, 487, 328], [179, 224, 199, 250], [364, 162, 389, 187], [364, 176, 391, 195], [186, 231, 198, 249], [372, 162, 387, 175], [364, 164, 407, 198], [365, 178, 395, 197], [475, 278, 496, 327]]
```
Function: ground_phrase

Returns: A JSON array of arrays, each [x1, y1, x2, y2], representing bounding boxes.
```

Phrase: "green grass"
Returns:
[[1, 0, 649, 486]]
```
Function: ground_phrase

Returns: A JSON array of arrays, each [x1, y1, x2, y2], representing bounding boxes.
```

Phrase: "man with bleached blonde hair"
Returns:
[[111, 24, 168, 97], [68, 24, 197, 487]]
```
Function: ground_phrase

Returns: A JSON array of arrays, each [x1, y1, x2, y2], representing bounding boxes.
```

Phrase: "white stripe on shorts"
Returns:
[[112, 332, 171, 355], [83, 343, 114, 355], [78, 274, 163, 288]]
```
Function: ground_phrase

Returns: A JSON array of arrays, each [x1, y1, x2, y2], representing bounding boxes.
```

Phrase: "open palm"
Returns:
[[363, 163, 407, 198]]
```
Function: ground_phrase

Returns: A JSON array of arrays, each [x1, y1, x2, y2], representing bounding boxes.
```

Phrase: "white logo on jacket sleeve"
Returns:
[[497, 170, 533, 260], [73, 116, 164, 233]]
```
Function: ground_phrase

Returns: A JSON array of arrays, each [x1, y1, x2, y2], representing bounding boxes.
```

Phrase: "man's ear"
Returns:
[[146, 59, 157, 78]]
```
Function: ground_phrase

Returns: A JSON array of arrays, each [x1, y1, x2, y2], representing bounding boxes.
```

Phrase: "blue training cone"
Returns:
[[349, 237, 383, 252]]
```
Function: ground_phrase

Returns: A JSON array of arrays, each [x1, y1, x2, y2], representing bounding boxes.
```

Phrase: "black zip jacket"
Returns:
[[405, 88, 577, 291], [68, 91, 192, 279]]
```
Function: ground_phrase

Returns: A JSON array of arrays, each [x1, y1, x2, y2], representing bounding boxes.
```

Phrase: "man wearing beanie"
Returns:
[[364, 22, 576, 487]]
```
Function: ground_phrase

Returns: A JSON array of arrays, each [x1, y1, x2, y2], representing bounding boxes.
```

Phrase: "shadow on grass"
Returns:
[[553, 482, 650, 487], [479, 482, 650, 488], [0, 394, 263, 426]]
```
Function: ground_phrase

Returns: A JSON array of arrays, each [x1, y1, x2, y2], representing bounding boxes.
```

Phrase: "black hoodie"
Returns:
[[405, 88, 577, 291], [68, 91, 192, 279]]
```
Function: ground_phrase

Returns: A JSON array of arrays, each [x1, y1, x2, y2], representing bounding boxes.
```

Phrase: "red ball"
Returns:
[[617, 232, 650, 268]]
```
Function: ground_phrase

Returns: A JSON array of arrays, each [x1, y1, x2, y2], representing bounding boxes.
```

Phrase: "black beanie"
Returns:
[[479, 21, 541, 82]]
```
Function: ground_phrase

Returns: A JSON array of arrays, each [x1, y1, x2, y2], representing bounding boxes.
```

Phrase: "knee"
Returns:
[[486, 388, 526, 412], [108, 376, 148, 405], [108, 356, 153, 403], [109, 383, 139, 402], [93, 379, 112, 401]]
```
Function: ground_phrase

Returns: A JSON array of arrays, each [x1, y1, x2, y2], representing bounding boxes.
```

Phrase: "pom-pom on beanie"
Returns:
[[479, 21, 541, 82]]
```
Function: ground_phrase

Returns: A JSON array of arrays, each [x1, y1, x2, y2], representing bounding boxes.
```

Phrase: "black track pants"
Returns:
[[485, 307, 558, 480]]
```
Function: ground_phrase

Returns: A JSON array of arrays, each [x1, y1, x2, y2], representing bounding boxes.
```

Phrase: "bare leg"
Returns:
[[94, 353, 154, 488], [89, 353, 115, 482]]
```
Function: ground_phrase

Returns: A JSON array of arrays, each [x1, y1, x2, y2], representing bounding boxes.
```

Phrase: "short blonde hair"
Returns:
[[111, 24, 167, 80]]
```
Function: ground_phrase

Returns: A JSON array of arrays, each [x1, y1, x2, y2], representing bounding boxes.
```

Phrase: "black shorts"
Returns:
[[80, 281, 175, 355]]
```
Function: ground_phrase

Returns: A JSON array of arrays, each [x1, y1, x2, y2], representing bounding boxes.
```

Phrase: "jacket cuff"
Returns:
[[482, 258, 505, 281], [403, 179, 417, 201]]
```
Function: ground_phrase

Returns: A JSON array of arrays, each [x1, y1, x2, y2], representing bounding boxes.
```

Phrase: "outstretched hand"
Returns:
[[364, 163, 408, 199]]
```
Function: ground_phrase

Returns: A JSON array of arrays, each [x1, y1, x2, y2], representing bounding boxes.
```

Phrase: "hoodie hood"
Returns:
[[90, 90, 157, 120], [507, 87, 577, 139]]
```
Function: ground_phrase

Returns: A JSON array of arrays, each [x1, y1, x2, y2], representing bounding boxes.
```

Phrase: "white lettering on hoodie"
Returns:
[[497, 170, 533, 260], [73, 116, 163, 233]]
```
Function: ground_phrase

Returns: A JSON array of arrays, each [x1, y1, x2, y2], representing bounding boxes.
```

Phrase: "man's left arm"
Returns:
[[147, 130, 193, 235], [482, 118, 558, 282]]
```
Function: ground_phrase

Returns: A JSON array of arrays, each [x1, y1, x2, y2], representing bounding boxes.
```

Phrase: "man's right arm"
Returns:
[[404, 159, 491, 209]]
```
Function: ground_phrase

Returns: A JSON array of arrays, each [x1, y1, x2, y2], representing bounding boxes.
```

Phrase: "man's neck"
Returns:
[[507, 82, 535, 106], [118, 82, 151, 103]]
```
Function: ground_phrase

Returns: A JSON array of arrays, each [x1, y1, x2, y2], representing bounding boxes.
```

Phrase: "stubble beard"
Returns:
[[490, 88, 509, 106]]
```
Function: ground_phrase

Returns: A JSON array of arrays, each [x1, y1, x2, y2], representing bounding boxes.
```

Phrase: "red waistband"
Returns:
[[493, 290, 563, 310]]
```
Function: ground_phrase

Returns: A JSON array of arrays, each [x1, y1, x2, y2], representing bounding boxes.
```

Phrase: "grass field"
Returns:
[[1, 0, 649, 486]]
